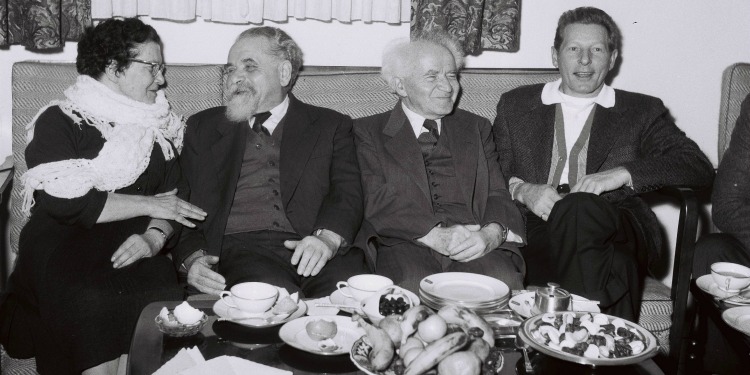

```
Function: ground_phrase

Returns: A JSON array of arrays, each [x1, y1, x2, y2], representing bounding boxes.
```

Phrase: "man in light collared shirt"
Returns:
[[353, 30, 526, 292], [175, 26, 368, 297], [493, 7, 713, 320]]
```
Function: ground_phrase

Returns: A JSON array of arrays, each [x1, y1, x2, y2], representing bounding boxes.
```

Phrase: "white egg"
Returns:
[[173, 301, 204, 325]]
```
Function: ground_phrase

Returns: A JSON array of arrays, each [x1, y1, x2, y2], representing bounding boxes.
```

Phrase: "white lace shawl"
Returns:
[[21, 75, 186, 215]]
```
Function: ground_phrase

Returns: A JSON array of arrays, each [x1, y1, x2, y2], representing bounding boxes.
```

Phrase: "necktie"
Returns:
[[417, 119, 439, 157], [252, 112, 272, 136]]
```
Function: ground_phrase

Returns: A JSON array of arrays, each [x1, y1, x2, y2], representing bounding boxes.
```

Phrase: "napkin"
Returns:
[[153, 347, 205, 375], [306, 296, 340, 316], [178, 356, 291, 375]]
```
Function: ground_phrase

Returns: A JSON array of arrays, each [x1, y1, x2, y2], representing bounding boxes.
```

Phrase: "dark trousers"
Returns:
[[523, 192, 646, 321], [376, 241, 525, 294], [219, 231, 370, 298], [692, 233, 750, 374]]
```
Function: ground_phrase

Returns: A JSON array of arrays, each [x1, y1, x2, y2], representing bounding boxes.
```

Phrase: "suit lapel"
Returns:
[[587, 103, 625, 173], [524, 102, 555, 183], [383, 105, 431, 200], [211, 115, 248, 197], [444, 112, 478, 209], [280, 95, 320, 207]]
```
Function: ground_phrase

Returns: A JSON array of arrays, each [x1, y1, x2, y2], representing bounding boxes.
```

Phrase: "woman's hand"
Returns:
[[111, 230, 163, 268], [148, 189, 207, 227]]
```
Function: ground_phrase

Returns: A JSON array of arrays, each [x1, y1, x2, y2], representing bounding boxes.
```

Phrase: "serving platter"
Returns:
[[517, 311, 658, 367]]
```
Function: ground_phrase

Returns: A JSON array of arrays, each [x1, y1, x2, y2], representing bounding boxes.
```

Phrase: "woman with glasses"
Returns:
[[0, 18, 206, 375]]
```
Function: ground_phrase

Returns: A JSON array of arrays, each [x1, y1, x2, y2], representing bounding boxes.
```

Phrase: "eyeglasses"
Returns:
[[128, 58, 166, 77]]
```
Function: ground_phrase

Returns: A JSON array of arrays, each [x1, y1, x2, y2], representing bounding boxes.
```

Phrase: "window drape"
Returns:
[[0, 0, 91, 50], [411, 0, 521, 54], [91, 0, 411, 24]]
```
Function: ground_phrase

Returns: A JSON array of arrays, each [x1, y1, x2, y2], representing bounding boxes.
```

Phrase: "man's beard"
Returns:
[[225, 84, 260, 122]]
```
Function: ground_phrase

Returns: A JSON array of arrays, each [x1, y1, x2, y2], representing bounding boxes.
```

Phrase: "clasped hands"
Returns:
[[517, 167, 631, 221], [417, 223, 502, 262]]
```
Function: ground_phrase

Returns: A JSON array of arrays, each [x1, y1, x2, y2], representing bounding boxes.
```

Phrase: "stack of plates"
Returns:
[[418, 272, 510, 314]]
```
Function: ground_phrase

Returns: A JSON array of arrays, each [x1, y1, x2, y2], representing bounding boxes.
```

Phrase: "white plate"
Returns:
[[360, 286, 420, 325], [212, 298, 307, 328], [279, 315, 365, 356], [329, 288, 361, 313], [419, 272, 509, 303], [722, 306, 750, 336], [696, 275, 750, 305], [508, 292, 600, 318]]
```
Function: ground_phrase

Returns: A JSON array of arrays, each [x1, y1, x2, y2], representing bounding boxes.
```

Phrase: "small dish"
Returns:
[[279, 315, 365, 356], [359, 286, 420, 325], [154, 313, 208, 337], [722, 306, 750, 336], [509, 292, 599, 318]]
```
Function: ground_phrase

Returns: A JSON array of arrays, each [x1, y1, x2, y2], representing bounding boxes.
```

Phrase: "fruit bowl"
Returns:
[[154, 313, 208, 337], [350, 335, 504, 375]]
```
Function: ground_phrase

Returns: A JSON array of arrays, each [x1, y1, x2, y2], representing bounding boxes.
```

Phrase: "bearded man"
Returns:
[[174, 27, 368, 297]]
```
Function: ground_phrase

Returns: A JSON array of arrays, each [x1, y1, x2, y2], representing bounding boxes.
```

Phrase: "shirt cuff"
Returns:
[[508, 177, 524, 201]]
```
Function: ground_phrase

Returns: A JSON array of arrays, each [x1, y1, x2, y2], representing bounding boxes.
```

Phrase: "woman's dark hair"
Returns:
[[76, 18, 161, 78]]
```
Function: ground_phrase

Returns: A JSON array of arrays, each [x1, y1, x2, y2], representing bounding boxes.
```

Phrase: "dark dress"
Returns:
[[0, 106, 186, 374]]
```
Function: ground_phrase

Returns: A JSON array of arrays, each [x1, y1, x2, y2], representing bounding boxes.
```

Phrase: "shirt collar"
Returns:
[[401, 101, 442, 137], [541, 78, 615, 108], [249, 95, 290, 134]]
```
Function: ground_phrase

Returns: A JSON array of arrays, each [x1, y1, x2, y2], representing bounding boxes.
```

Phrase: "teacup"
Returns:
[[711, 262, 750, 292], [220, 282, 279, 313], [336, 274, 393, 302]]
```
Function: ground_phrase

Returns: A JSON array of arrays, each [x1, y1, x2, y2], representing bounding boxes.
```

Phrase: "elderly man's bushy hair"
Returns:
[[236, 26, 304, 90], [76, 18, 161, 78], [381, 30, 464, 89], [554, 7, 622, 52]]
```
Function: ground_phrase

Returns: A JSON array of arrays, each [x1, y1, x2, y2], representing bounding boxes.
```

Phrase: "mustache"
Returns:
[[226, 83, 257, 99]]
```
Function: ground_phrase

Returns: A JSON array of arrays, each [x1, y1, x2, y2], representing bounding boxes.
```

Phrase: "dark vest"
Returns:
[[423, 135, 474, 226], [225, 127, 295, 234]]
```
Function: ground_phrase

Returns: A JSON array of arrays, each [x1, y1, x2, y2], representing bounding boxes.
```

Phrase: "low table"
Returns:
[[128, 300, 664, 375]]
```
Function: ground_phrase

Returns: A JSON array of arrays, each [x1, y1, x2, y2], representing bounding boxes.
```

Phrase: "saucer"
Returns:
[[329, 288, 361, 313], [213, 298, 307, 328], [508, 292, 599, 318], [722, 306, 750, 336], [279, 315, 365, 355], [696, 275, 750, 305]]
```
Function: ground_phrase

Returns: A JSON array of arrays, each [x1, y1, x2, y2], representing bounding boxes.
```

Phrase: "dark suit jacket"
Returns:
[[493, 84, 714, 268], [173, 94, 363, 264], [713, 93, 750, 250], [353, 103, 526, 266]]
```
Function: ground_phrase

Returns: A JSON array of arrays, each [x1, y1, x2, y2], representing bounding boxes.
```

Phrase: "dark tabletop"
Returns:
[[128, 299, 664, 375]]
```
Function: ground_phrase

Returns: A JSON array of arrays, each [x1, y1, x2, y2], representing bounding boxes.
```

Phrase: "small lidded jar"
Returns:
[[533, 282, 572, 313]]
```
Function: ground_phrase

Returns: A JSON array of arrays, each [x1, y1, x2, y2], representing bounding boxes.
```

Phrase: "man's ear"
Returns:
[[392, 77, 408, 98], [278, 60, 292, 87], [551, 46, 559, 68]]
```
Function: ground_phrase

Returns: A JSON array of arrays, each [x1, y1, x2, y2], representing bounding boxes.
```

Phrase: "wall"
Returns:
[[2, 0, 750, 285]]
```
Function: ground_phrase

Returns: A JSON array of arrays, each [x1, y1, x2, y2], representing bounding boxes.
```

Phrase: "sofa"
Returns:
[[2, 61, 702, 373]]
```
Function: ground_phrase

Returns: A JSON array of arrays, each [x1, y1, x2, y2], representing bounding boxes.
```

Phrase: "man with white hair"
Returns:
[[175, 26, 368, 297], [353, 30, 526, 292]]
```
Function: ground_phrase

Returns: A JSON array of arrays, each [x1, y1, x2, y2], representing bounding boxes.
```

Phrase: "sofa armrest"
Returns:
[[655, 185, 698, 370]]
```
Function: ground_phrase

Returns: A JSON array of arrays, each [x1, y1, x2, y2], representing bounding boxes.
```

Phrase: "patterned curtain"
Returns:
[[411, 0, 521, 55], [0, 0, 91, 50], [91, 0, 411, 24]]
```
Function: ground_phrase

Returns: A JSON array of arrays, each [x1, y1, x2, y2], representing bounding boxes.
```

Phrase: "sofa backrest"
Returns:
[[8, 61, 559, 258], [718, 63, 750, 163]]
